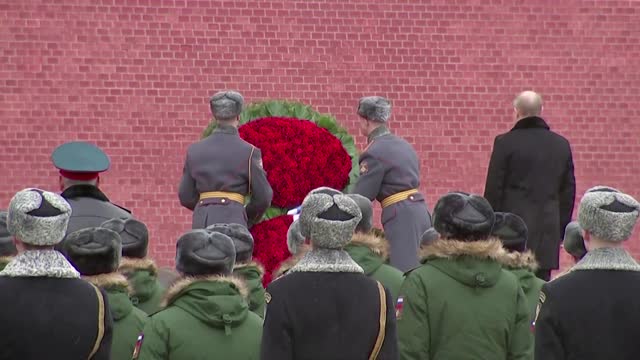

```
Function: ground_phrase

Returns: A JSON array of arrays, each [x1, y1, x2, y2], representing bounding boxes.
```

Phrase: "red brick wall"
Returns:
[[2, 0, 639, 268]]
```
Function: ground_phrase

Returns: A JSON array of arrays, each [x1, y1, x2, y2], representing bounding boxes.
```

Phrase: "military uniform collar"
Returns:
[[570, 247, 640, 272], [511, 116, 550, 131], [61, 184, 110, 202], [367, 126, 391, 143], [213, 124, 239, 135]]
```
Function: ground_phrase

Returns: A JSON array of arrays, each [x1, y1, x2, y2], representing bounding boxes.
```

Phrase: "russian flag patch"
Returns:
[[395, 296, 404, 320]]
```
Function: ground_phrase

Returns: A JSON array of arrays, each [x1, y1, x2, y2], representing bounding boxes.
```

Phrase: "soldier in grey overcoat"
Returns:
[[178, 91, 273, 229], [52, 141, 132, 243], [352, 96, 431, 272]]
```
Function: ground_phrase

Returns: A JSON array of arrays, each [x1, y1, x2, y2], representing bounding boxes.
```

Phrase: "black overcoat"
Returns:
[[484, 116, 576, 269], [261, 272, 398, 360], [535, 269, 640, 359], [0, 276, 113, 359]]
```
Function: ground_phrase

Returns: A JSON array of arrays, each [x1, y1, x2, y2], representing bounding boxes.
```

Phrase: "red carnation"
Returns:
[[251, 215, 294, 285]]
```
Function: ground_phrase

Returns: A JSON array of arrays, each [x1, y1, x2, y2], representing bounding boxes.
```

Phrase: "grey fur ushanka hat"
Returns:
[[62, 227, 122, 276], [299, 187, 362, 249], [286, 219, 305, 255], [357, 96, 391, 123], [346, 194, 373, 233], [7, 188, 72, 246], [100, 218, 149, 258], [563, 221, 587, 260], [578, 186, 639, 242], [210, 90, 244, 121], [206, 223, 254, 263], [175, 230, 236, 276]]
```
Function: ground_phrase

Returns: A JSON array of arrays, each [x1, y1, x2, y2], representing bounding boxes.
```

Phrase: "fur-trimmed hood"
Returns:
[[420, 238, 504, 262], [349, 232, 389, 259], [83, 272, 137, 321], [420, 238, 505, 288], [83, 272, 131, 292], [233, 261, 265, 280], [345, 232, 389, 275], [273, 244, 311, 279], [162, 275, 251, 332], [119, 257, 158, 275], [497, 250, 539, 272]]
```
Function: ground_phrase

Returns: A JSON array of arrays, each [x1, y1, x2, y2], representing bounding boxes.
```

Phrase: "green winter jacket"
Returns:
[[345, 232, 404, 303], [499, 250, 546, 324], [85, 273, 148, 360], [120, 257, 166, 314], [137, 276, 263, 360], [233, 262, 266, 318], [397, 238, 533, 360]]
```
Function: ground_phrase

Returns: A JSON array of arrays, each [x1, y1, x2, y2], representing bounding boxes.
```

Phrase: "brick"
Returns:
[[0, 0, 639, 271]]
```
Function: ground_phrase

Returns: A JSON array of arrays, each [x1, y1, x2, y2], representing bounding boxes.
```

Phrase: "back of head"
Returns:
[[563, 221, 587, 260], [513, 91, 543, 118], [7, 188, 72, 246], [432, 192, 495, 242], [357, 96, 391, 123], [346, 194, 373, 233], [0, 211, 18, 257], [176, 230, 236, 276], [492, 212, 528, 252], [209, 90, 244, 121], [205, 223, 254, 263], [578, 186, 640, 243], [100, 218, 149, 258], [62, 227, 122, 276], [299, 187, 362, 249]]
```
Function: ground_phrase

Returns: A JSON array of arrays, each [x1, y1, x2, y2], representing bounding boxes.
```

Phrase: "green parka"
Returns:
[[499, 250, 545, 324], [120, 257, 166, 314], [137, 276, 262, 360], [233, 262, 266, 318], [397, 238, 533, 360], [345, 232, 404, 303], [85, 273, 148, 360]]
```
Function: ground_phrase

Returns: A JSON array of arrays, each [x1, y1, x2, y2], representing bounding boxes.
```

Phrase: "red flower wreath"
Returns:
[[250, 215, 294, 286], [239, 117, 352, 208]]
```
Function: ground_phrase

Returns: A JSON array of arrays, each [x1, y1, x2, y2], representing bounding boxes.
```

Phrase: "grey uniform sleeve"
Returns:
[[484, 136, 507, 210], [246, 148, 273, 226], [353, 150, 385, 201], [178, 152, 199, 211]]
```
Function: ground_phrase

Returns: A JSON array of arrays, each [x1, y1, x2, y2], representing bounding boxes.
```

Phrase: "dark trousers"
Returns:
[[535, 268, 551, 281]]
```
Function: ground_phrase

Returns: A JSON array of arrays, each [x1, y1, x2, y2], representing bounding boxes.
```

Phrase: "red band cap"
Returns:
[[59, 170, 100, 181]]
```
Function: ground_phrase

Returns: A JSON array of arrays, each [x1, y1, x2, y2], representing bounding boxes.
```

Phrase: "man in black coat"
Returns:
[[261, 187, 398, 360], [484, 91, 576, 280], [534, 186, 640, 360], [0, 188, 113, 359]]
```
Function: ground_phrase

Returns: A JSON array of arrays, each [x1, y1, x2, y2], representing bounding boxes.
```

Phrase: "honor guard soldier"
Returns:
[[353, 96, 431, 272], [178, 90, 273, 229], [52, 141, 132, 238]]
